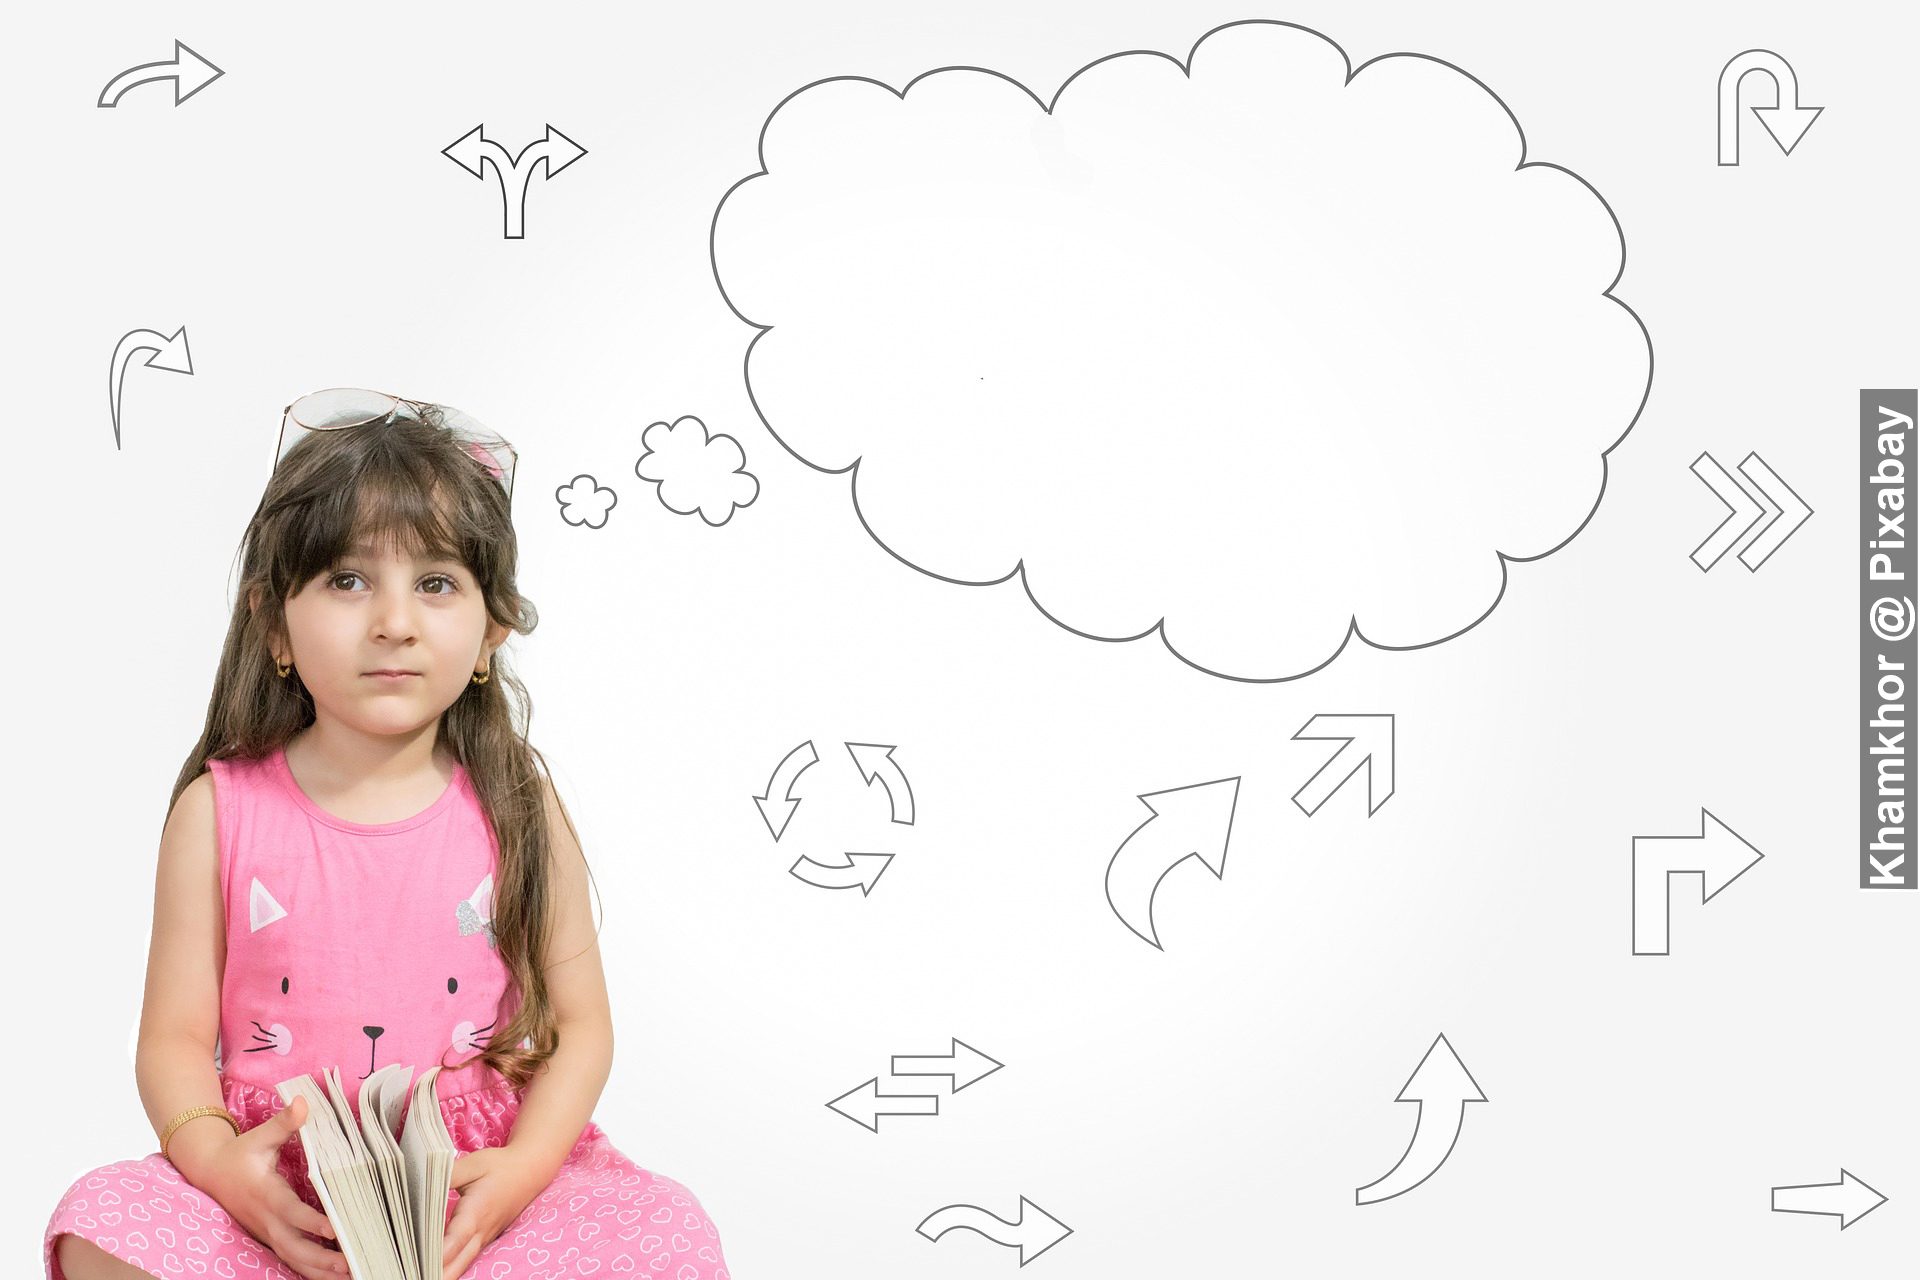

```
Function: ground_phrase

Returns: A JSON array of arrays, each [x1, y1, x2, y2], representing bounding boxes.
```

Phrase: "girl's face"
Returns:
[[276, 536, 507, 736]]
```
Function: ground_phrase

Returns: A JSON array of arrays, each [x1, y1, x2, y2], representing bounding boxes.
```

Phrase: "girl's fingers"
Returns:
[[271, 1225, 349, 1280], [273, 1186, 337, 1242], [445, 1231, 480, 1280]]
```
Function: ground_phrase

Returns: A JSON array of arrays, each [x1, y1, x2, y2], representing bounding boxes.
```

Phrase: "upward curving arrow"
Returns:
[[846, 742, 916, 824], [1102, 777, 1240, 950], [1356, 1033, 1487, 1205]]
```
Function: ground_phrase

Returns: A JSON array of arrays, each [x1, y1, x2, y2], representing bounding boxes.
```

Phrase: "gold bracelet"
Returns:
[[160, 1105, 240, 1162]]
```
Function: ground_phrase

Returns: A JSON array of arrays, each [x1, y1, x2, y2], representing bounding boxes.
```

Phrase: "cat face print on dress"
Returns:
[[229, 871, 501, 1082]]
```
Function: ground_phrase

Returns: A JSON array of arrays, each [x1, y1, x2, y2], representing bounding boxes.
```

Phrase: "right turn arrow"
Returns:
[[1631, 808, 1764, 955]]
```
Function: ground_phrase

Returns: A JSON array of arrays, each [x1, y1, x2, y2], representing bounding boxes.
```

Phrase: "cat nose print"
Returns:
[[364, 1025, 384, 1041]]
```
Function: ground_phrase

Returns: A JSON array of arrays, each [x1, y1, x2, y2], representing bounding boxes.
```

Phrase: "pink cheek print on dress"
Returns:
[[451, 1018, 495, 1053]]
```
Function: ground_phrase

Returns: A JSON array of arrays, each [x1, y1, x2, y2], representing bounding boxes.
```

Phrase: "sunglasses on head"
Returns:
[[274, 387, 517, 502]]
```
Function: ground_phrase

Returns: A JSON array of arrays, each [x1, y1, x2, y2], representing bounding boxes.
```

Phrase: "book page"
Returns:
[[276, 1074, 370, 1280], [322, 1066, 404, 1280], [398, 1064, 452, 1278], [361, 1065, 420, 1280]]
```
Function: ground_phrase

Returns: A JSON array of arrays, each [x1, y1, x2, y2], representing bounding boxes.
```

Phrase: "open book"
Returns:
[[275, 1063, 455, 1280]]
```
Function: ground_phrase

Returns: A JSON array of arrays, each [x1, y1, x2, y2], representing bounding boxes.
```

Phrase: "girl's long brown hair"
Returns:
[[171, 405, 596, 1093]]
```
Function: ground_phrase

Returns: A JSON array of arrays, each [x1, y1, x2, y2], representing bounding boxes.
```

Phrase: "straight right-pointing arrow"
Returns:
[[1771, 1169, 1888, 1230]]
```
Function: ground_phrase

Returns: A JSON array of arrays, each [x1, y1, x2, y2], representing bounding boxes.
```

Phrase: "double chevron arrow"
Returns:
[[1691, 450, 1812, 571]]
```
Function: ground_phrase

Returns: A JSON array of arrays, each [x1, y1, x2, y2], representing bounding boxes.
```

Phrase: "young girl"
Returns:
[[44, 389, 732, 1280]]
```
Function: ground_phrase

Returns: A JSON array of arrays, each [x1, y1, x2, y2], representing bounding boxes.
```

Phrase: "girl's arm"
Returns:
[[143, 776, 356, 1276], [503, 777, 615, 1186], [137, 771, 237, 1180]]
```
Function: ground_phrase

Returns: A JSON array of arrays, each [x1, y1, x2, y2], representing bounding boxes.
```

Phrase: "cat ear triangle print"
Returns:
[[249, 877, 288, 932], [456, 873, 497, 950]]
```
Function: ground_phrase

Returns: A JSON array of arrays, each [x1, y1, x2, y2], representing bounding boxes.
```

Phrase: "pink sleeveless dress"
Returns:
[[44, 744, 731, 1280]]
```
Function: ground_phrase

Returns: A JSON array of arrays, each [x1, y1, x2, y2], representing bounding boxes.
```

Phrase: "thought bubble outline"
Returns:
[[709, 17, 1653, 683]]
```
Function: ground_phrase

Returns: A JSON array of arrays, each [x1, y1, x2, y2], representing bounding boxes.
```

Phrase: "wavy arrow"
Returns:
[[916, 1195, 1072, 1265]]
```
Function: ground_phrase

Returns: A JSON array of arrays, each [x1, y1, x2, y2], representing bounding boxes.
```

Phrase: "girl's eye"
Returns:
[[329, 572, 459, 594]]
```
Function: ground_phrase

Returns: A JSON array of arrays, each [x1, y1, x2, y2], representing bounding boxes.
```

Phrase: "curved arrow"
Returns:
[[1356, 1034, 1486, 1205], [754, 739, 818, 840], [788, 850, 892, 895], [1716, 49, 1822, 165], [846, 742, 916, 824], [1102, 777, 1240, 949], [108, 325, 195, 450], [97, 39, 224, 108]]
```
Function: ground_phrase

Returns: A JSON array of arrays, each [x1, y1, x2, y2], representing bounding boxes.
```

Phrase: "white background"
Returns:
[[7, 1, 1914, 1276]]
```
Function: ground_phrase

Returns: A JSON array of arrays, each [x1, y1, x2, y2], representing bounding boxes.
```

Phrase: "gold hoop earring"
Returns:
[[472, 662, 490, 685], [275, 660, 291, 679]]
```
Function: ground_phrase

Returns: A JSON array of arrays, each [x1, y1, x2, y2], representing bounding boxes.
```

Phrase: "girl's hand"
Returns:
[[194, 1094, 349, 1280], [441, 1146, 543, 1280]]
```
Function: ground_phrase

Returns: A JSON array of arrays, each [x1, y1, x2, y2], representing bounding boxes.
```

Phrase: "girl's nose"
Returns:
[[371, 592, 421, 641]]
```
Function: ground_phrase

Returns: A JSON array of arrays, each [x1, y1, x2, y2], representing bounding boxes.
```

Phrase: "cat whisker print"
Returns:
[[242, 1018, 289, 1053], [452, 1016, 497, 1054]]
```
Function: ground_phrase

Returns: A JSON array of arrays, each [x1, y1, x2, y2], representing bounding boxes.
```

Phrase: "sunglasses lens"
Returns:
[[291, 388, 394, 430]]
